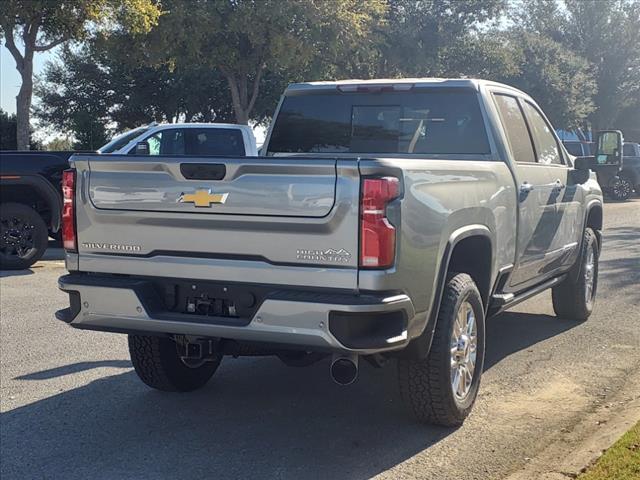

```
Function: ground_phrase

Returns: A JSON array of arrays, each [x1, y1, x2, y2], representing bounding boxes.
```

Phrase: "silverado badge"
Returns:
[[178, 189, 229, 207]]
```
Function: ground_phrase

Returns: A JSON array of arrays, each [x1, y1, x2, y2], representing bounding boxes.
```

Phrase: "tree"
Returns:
[[564, 0, 640, 132], [376, 0, 507, 77], [157, 0, 387, 124], [0, 107, 41, 150], [35, 42, 238, 142], [514, 0, 640, 132], [43, 136, 73, 151], [35, 46, 111, 150], [498, 33, 596, 129], [0, 0, 160, 150], [0, 108, 18, 150]]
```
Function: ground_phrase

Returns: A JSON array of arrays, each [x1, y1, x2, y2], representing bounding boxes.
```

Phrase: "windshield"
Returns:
[[98, 126, 151, 153], [267, 89, 490, 156]]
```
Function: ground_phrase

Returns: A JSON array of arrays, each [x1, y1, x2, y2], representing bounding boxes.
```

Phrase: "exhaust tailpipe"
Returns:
[[330, 353, 359, 386]]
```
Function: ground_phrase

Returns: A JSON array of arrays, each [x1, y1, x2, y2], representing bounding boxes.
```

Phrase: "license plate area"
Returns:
[[159, 280, 270, 321]]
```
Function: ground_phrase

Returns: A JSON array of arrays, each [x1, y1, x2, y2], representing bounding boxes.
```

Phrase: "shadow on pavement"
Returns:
[[1, 358, 451, 480], [2, 307, 580, 480], [0, 269, 34, 278], [15, 360, 131, 380], [484, 312, 576, 371], [599, 226, 640, 302]]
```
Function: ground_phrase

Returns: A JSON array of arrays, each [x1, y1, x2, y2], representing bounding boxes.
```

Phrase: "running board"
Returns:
[[489, 274, 567, 316]]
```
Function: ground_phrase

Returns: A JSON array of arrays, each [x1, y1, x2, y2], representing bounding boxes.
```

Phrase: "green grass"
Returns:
[[578, 421, 640, 480]]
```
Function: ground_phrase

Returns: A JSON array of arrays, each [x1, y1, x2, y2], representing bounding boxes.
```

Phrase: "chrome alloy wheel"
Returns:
[[450, 301, 477, 401], [584, 246, 596, 304]]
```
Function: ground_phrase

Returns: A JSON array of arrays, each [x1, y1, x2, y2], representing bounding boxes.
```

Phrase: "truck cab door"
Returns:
[[518, 100, 581, 284], [492, 94, 578, 290]]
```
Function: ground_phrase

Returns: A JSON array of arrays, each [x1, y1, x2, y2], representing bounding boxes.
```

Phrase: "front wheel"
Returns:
[[398, 273, 485, 426], [552, 228, 599, 321], [0, 202, 49, 270], [128, 335, 222, 392]]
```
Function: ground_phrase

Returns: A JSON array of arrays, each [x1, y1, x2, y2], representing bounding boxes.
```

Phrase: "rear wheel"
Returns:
[[398, 273, 485, 426], [609, 176, 632, 201], [0, 202, 48, 270], [552, 228, 599, 321], [128, 335, 222, 392]]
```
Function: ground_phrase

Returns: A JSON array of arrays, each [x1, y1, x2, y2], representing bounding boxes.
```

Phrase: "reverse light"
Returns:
[[359, 177, 400, 269], [61, 169, 76, 251]]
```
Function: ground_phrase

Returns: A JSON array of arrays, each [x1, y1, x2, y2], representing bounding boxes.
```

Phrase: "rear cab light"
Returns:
[[360, 177, 400, 269], [61, 169, 77, 251], [337, 83, 414, 93]]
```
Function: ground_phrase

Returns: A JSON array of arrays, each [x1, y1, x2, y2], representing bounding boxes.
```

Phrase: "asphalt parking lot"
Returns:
[[1, 199, 639, 480]]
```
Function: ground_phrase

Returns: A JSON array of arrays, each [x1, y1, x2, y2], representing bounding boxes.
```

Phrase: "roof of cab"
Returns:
[[152, 122, 252, 131], [285, 78, 526, 96]]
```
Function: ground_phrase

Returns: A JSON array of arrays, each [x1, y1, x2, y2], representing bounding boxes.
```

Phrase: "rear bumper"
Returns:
[[57, 274, 415, 354]]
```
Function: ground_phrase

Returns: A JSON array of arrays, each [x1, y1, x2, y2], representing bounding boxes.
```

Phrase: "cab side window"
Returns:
[[493, 94, 536, 163], [141, 129, 186, 155], [521, 102, 563, 165]]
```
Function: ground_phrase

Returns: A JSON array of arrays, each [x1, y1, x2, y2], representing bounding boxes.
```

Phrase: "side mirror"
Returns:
[[571, 156, 593, 184], [594, 130, 623, 169], [135, 141, 150, 155]]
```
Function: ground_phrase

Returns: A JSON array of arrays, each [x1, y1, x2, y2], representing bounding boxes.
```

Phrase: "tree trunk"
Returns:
[[3, 22, 37, 150], [16, 68, 33, 150], [233, 106, 250, 125], [4, 18, 66, 150], [223, 67, 264, 125]]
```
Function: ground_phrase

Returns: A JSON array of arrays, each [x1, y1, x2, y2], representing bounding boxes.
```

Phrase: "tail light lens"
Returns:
[[61, 169, 76, 251], [360, 177, 400, 268]]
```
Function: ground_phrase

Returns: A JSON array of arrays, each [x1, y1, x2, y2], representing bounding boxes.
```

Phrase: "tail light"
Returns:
[[360, 177, 400, 268], [61, 169, 76, 251]]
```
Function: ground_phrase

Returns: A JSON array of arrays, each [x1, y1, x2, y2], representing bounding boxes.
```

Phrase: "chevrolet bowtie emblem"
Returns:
[[179, 189, 229, 207]]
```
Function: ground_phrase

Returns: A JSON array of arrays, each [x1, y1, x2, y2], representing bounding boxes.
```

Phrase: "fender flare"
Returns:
[[401, 224, 493, 360], [569, 199, 603, 282], [0, 175, 62, 231], [582, 199, 603, 246]]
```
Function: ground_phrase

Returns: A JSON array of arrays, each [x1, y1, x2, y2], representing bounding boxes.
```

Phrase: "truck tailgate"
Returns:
[[71, 155, 360, 289], [87, 156, 337, 217]]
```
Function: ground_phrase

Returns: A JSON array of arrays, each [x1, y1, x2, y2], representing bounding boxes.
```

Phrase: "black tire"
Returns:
[[609, 176, 632, 201], [0, 202, 49, 270], [398, 273, 485, 426], [128, 335, 222, 392], [552, 228, 599, 321]]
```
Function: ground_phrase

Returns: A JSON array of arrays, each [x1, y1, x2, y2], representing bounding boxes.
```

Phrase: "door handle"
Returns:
[[552, 179, 565, 191], [180, 163, 226, 180], [519, 182, 534, 193]]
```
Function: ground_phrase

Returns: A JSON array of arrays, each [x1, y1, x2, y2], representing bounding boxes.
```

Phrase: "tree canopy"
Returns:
[[21, 0, 640, 145], [1, 0, 161, 149]]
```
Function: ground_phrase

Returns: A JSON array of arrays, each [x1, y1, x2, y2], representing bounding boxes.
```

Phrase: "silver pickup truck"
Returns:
[[57, 79, 617, 426]]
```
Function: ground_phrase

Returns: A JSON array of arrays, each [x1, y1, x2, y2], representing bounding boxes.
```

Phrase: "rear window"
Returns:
[[187, 128, 245, 156], [267, 90, 490, 156]]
